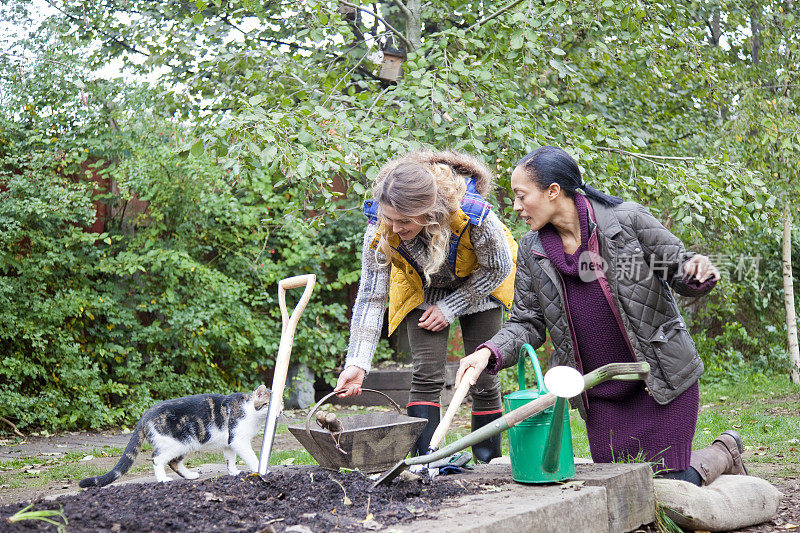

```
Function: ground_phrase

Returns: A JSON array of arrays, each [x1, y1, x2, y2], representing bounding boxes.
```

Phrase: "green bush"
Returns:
[[688, 231, 790, 383], [0, 106, 385, 431]]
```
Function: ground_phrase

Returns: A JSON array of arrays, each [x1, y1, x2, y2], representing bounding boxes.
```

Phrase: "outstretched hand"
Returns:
[[683, 254, 721, 283], [455, 348, 492, 388], [335, 366, 365, 398]]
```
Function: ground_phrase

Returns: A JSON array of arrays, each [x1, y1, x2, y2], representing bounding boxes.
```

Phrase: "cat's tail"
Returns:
[[78, 423, 146, 488]]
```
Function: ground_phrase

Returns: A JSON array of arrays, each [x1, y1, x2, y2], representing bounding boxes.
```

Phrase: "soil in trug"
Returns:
[[0, 468, 489, 532]]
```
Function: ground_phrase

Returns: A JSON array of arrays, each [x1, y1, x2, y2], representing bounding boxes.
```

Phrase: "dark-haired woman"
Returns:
[[456, 146, 747, 486]]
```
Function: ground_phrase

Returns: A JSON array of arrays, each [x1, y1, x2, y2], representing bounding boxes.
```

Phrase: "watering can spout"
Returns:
[[539, 365, 586, 474], [541, 396, 567, 473], [540, 362, 651, 474]]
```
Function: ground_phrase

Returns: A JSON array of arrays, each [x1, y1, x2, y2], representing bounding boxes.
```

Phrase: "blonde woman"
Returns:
[[335, 150, 517, 462]]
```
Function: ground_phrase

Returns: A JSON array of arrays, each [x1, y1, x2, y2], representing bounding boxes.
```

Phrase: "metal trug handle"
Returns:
[[304, 388, 402, 441]]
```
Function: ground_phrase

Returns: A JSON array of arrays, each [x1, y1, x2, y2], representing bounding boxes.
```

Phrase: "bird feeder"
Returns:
[[379, 48, 406, 83]]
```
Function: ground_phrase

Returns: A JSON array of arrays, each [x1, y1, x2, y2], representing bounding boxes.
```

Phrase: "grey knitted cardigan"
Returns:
[[344, 153, 514, 372], [345, 211, 513, 372]]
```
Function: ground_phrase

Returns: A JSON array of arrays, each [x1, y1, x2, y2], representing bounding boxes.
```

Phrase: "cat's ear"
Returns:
[[252, 385, 271, 409]]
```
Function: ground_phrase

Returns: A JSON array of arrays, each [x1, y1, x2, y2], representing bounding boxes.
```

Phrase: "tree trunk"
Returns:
[[405, 0, 422, 51], [782, 199, 800, 383], [750, 10, 761, 65], [710, 9, 721, 46], [708, 8, 728, 121]]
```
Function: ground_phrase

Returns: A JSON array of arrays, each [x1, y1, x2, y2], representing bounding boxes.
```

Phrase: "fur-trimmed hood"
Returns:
[[375, 150, 494, 198]]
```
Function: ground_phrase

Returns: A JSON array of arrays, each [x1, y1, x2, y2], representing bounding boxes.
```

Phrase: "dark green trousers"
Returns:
[[404, 307, 502, 412]]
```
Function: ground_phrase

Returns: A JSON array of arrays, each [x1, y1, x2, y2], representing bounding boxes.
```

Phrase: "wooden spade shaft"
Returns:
[[427, 366, 477, 452], [258, 274, 316, 475]]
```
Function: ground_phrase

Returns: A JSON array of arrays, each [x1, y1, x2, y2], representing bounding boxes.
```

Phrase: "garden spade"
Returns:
[[426, 366, 478, 456], [372, 361, 650, 488], [258, 274, 316, 475]]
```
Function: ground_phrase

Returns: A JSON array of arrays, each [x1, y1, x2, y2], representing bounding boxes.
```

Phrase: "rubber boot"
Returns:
[[689, 430, 749, 486], [407, 404, 440, 457], [471, 411, 502, 463]]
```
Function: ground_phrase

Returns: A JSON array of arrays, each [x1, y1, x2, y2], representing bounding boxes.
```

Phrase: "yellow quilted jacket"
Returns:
[[369, 210, 518, 335]]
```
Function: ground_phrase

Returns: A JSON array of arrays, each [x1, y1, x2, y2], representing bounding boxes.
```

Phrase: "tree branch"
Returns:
[[218, 14, 318, 52], [0, 52, 72, 69], [595, 146, 696, 162], [366, 84, 393, 117], [390, 0, 412, 18], [338, 0, 413, 50], [1, 416, 23, 437], [45, 0, 151, 57], [465, 0, 527, 33]]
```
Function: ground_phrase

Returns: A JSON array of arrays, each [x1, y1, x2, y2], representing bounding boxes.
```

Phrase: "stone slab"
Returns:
[[397, 480, 608, 533], [574, 462, 656, 533], [404, 462, 654, 533]]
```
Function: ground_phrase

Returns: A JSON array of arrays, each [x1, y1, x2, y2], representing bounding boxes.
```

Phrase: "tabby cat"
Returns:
[[78, 385, 272, 488]]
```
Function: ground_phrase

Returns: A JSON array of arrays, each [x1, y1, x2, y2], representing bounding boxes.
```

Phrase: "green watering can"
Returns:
[[373, 360, 650, 488], [503, 344, 575, 483]]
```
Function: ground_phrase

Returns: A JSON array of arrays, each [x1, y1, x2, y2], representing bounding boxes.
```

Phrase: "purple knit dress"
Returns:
[[538, 194, 703, 471]]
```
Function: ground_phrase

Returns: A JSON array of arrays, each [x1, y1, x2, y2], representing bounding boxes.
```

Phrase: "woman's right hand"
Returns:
[[335, 366, 366, 397], [455, 347, 492, 387]]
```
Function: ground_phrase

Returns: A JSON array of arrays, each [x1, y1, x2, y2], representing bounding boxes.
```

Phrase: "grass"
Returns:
[[0, 421, 315, 491], [697, 373, 800, 467], [561, 372, 800, 477], [0, 445, 152, 490], [6, 503, 68, 532], [2, 373, 798, 493]]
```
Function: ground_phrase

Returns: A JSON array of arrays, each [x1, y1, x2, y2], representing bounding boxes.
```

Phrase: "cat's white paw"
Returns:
[[183, 471, 200, 480], [156, 476, 173, 483], [228, 468, 241, 476]]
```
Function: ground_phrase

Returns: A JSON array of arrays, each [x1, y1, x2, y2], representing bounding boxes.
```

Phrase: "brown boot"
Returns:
[[690, 430, 749, 486]]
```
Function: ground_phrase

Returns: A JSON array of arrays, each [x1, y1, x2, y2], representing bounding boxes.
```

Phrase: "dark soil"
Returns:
[[0, 467, 487, 532]]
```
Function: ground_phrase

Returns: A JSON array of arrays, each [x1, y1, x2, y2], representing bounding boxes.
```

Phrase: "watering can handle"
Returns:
[[518, 343, 546, 393]]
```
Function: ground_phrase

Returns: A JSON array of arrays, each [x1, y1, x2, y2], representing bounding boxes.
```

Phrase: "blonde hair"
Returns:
[[373, 156, 467, 284]]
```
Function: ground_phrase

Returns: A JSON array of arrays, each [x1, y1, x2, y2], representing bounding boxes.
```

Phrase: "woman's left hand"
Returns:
[[683, 254, 721, 283], [418, 305, 450, 332]]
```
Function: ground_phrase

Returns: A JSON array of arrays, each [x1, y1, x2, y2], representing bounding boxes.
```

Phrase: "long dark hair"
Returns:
[[516, 146, 623, 207]]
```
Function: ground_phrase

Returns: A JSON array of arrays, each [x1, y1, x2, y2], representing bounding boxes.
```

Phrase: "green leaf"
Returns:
[[190, 141, 204, 157], [551, 47, 566, 56], [297, 130, 314, 146]]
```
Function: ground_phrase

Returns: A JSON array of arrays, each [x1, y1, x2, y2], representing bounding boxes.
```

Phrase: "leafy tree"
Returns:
[[693, 0, 800, 382], [2, 0, 794, 432], [0, 44, 391, 430]]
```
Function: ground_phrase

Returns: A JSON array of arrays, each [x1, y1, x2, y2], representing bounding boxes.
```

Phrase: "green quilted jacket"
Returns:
[[487, 197, 712, 419]]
